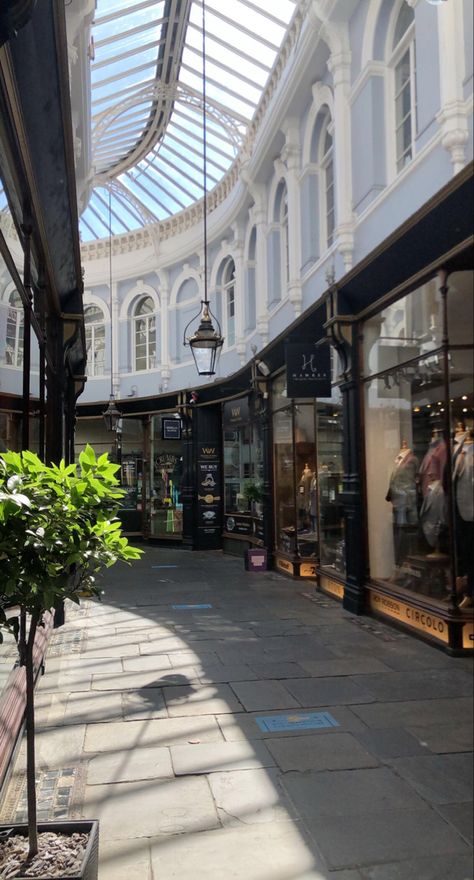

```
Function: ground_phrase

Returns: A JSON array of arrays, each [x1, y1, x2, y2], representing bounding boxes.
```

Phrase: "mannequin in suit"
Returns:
[[386, 440, 419, 566], [453, 428, 474, 607]]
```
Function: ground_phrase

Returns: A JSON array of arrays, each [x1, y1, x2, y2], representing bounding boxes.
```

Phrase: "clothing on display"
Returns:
[[418, 432, 447, 497], [385, 442, 419, 525], [453, 432, 474, 602], [419, 478, 446, 549]]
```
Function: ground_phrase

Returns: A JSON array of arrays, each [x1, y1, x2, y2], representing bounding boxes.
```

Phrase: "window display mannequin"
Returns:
[[453, 427, 474, 608], [298, 463, 312, 531], [418, 429, 447, 497], [310, 471, 317, 532], [385, 440, 419, 566], [419, 470, 446, 554]]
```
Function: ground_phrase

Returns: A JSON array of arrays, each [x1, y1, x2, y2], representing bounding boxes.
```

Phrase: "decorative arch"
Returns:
[[119, 280, 160, 322], [83, 290, 110, 323], [302, 83, 335, 167], [169, 268, 201, 307]]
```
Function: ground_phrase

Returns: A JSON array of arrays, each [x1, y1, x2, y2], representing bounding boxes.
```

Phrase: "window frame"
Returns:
[[133, 295, 157, 372], [84, 304, 106, 377], [389, 6, 417, 176], [5, 289, 24, 368]]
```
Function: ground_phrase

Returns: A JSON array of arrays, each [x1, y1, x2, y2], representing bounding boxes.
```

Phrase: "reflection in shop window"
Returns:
[[5, 289, 23, 367], [84, 305, 105, 376], [134, 296, 156, 371]]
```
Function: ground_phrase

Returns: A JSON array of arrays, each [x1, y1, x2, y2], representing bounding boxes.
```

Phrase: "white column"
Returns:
[[281, 121, 303, 316], [160, 283, 170, 390], [327, 45, 354, 272], [231, 222, 246, 365], [252, 192, 269, 347], [436, 1, 469, 175]]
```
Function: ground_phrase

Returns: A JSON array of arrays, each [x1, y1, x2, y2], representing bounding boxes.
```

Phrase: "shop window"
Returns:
[[223, 398, 263, 537], [5, 289, 23, 367], [362, 273, 473, 606], [133, 296, 156, 371], [280, 187, 290, 287], [84, 305, 105, 377], [223, 258, 236, 347], [391, 4, 416, 173], [316, 391, 345, 576], [149, 414, 183, 539], [320, 116, 335, 248]]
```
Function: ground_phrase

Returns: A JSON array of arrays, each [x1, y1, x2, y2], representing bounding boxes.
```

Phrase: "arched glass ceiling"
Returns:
[[80, 0, 297, 241]]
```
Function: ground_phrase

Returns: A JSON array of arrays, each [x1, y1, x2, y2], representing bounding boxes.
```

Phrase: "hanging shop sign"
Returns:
[[162, 418, 182, 440], [286, 343, 331, 399], [223, 398, 250, 427]]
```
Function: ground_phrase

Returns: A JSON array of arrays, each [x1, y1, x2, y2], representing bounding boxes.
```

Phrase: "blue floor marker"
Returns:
[[255, 712, 339, 733], [171, 603, 213, 610]]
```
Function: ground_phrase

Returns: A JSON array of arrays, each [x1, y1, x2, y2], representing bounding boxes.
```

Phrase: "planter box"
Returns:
[[0, 820, 99, 880]]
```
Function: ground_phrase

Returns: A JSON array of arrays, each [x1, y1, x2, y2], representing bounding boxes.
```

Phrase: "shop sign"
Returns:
[[245, 549, 268, 571], [286, 343, 331, 399], [300, 562, 317, 578], [277, 557, 294, 575], [224, 514, 253, 536], [162, 418, 181, 440], [320, 575, 344, 599], [223, 398, 250, 427], [197, 446, 222, 535], [462, 621, 474, 650], [155, 453, 180, 473], [368, 590, 449, 644]]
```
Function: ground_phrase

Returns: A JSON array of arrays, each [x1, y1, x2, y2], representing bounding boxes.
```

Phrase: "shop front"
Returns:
[[360, 269, 473, 650], [222, 396, 265, 555]]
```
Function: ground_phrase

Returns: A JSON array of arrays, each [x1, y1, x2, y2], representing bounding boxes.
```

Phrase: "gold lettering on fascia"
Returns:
[[231, 407, 240, 418], [201, 448, 216, 455]]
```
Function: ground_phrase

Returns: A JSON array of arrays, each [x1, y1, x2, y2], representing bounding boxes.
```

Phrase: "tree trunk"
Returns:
[[25, 612, 39, 858]]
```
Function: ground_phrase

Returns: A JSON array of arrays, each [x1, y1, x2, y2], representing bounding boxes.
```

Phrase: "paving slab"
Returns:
[[122, 688, 169, 721], [98, 838, 153, 880], [246, 661, 310, 679], [388, 753, 474, 804], [121, 655, 172, 672], [164, 683, 243, 716], [83, 716, 223, 752], [352, 697, 473, 729], [196, 663, 258, 683], [353, 727, 429, 759], [91, 670, 177, 690], [34, 723, 86, 770], [170, 740, 275, 775], [62, 690, 125, 725], [150, 821, 328, 879], [208, 767, 297, 826], [407, 722, 474, 754], [266, 732, 379, 772], [435, 802, 474, 845], [87, 745, 173, 784], [351, 669, 473, 702], [306, 809, 469, 870], [353, 853, 474, 880], [81, 776, 219, 839], [299, 657, 393, 676], [280, 767, 428, 817], [228, 679, 301, 711], [284, 676, 375, 706]]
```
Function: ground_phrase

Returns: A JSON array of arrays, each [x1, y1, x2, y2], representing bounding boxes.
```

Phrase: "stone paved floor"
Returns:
[[2, 548, 473, 879]]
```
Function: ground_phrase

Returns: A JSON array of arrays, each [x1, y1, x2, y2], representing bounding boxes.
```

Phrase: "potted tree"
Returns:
[[243, 479, 264, 516], [0, 444, 142, 879]]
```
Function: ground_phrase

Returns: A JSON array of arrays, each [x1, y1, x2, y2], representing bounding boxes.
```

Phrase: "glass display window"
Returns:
[[273, 406, 296, 554], [223, 398, 263, 523], [362, 273, 474, 607], [150, 414, 183, 538], [316, 390, 345, 576], [294, 405, 317, 558]]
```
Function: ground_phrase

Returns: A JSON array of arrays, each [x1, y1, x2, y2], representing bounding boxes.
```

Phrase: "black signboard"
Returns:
[[162, 418, 182, 440], [223, 397, 250, 427], [286, 342, 331, 399], [197, 444, 222, 536]]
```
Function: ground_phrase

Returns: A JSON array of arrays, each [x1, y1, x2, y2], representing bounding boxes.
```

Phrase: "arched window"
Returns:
[[223, 258, 236, 347], [391, 4, 416, 173], [280, 187, 290, 287], [133, 296, 156, 371], [320, 117, 335, 248], [5, 290, 24, 367], [84, 305, 105, 377]]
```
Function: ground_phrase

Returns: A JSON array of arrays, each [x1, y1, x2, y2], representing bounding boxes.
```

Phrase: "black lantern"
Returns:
[[103, 393, 121, 432], [183, 0, 223, 375], [102, 189, 122, 430]]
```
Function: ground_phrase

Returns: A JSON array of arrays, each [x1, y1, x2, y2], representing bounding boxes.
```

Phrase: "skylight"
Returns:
[[79, 0, 297, 241]]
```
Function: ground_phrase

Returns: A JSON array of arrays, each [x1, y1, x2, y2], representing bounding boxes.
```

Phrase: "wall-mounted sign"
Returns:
[[162, 418, 182, 440], [368, 590, 449, 644], [197, 445, 222, 535], [319, 575, 344, 599], [276, 557, 294, 575], [223, 398, 250, 427], [286, 342, 331, 399], [462, 621, 474, 650]]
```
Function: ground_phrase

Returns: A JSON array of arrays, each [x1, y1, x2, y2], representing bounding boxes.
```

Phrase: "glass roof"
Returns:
[[79, 0, 298, 241]]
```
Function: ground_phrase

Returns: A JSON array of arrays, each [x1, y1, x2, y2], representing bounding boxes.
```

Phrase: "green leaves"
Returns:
[[0, 446, 143, 623]]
